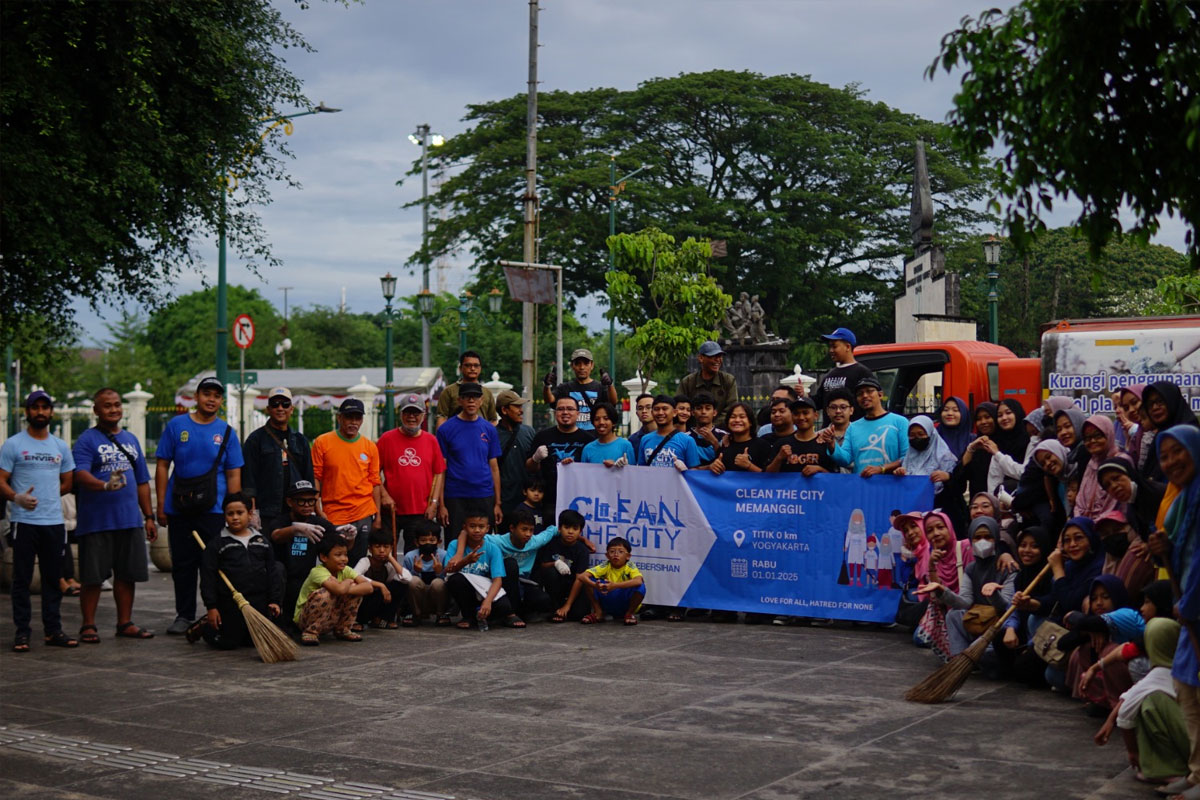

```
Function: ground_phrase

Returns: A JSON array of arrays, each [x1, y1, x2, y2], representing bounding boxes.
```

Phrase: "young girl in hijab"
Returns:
[[1030, 439, 1073, 532], [1094, 617, 1189, 785], [1075, 415, 1133, 520], [957, 403, 999, 498], [1040, 518, 1106, 690], [897, 415, 965, 530], [926, 516, 1016, 661], [1066, 574, 1141, 713], [935, 396, 974, 461], [986, 399, 1032, 495], [913, 510, 973, 661]]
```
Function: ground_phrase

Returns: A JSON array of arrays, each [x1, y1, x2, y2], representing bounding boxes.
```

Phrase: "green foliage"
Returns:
[[148, 286, 283, 384], [929, 0, 1200, 265], [0, 0, 319, 342], [285, 306, 385, 370], [401, 70, 993, 360], [945, 228, 1191, 355], [1149, 274, 1200, 315], [606, 228, 730, 384]]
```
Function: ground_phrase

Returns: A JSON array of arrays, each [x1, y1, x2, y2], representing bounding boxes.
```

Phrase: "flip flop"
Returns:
[[436, 615, 452, 627], [503, 614, 526, 629], [334, 630, 362, 642], [79, 624, 100, 644], [115, 622, 154, 639], [300, 633, 320, 646], [44, 631, 79, 648], [549, 612, 567, 623], [12, 635, 30, 653], [624, 613, 639, 626], [580, 613, 604, 625]]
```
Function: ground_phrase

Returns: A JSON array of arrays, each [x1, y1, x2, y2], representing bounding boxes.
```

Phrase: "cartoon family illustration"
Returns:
[[839, 508, 903, 589]]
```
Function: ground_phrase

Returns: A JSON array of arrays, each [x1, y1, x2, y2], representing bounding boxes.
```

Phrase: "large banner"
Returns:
[[557, 464, 936, 623]]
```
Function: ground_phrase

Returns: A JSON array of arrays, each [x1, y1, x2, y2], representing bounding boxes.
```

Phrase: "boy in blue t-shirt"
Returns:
[[444, 512, 517, 629], [0, 391, 77, 651], [822, 377, 908, 476], [638, 395, 702, 469], [402, 519, 450, 626]]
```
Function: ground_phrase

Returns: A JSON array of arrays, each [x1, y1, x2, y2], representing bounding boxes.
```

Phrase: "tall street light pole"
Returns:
[[606, 159, 650, 379], [216, 103, 340, 389], [984, 235, 1002, 345], [380, 273, 397, 433], [521, 0, 539, 415], [409, 124, 444, 368], [418, 289, 504, 361]]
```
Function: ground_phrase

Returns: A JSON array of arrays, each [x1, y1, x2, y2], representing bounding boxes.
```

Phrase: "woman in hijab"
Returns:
[[894, 512, 930, 629], [1066, 574, 1140, 712], [931, 516, 1016, 660], [985, 399, 1032, 494], [1075, 415, 1134, 520], [1099, 458, 1166, 541], [1094, 617, 1189, 785], [1045, 396, 1077, 415], [1044, 517, 1106, 624], [1117, 385, 1152, 467], [954, 402, 1000, 499], [913, 511, 973, 661], [898, 415, 966, 530], [1142, 383, 1200, 492], [934, 396, 974, 461]]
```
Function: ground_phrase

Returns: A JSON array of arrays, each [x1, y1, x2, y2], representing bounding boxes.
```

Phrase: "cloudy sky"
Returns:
[[71, 0, 1189, 346]]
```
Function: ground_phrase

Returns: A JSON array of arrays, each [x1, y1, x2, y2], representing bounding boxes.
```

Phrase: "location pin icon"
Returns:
[[732, 529, 745, 548]]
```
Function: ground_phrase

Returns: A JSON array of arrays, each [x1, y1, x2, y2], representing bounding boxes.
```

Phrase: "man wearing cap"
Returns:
[[267, 479, 338, 630], [72, 387, 158, 643], [0, 390, 77, 651], [155, 376, 244, 635], [241, 387, 314, 524], [311, 398, 382, 565], [435, 350, 497, 429], [377, 394, 446, 550], [495, 389, 535, 524], [678, 341, 739, 428], [813, 327, 876, 422], [819, 375, 909, 477], [436, 381, 503, 542], [541, 348, 617, 432]]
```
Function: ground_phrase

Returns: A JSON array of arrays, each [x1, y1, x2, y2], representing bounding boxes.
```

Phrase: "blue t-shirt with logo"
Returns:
[[436, 415, 502, 498], [0, 432, 74, 525], [445, 537, 506, 579], [72, 427, 151, 535], [155, 414, 244, 515], [580, 437, 636, 465], [638, 431, 701, 468]]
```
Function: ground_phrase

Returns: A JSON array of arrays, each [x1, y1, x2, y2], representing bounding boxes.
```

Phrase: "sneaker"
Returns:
[[166, 617, 193, 636], [772, 615, 789, 626]]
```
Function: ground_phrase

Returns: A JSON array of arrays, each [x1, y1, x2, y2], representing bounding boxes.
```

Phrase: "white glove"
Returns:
[[673, 458, 687, 473], [901, 546, 914, 560], [532, 445, 549, 463], [613, 454, 628, 468], [553, 557, 571, 576], [104, 470, 127, 491], [336, 523, 358, 543], [13, 487, 37, 510], [996, 487, 1014, 511], [293, 522, 325, 543]]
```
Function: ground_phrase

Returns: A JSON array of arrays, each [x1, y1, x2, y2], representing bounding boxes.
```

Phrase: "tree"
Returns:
[[928, 0, 1200, 265], [1, 0, 317, 342], [402, 70, 993, 357], [607, 228, 730, 386]]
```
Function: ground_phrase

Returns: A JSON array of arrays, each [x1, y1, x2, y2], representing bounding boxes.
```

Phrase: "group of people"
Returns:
[[4, 328, 1200, 797]]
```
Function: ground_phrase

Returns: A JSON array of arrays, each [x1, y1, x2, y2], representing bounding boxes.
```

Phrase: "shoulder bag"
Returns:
[[172, 424, 232, 515]]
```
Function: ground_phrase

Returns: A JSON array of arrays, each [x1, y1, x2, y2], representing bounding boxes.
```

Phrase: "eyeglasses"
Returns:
[[461, 361, 482, 369], [293, 497, 317, 506], [1082, 432, 1107, 443], [827, 404, 852, 412], [268, 400, 292, 409]]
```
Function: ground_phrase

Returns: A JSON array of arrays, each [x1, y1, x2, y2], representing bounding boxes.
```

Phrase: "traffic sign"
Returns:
[[233, 314, 255, 349]]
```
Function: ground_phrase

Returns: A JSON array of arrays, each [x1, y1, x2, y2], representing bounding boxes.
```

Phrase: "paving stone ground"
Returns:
[[0, 571, 1159, 799]]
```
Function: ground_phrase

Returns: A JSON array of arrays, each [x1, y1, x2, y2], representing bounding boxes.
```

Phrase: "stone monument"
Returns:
[[688, 289, 791, 402]]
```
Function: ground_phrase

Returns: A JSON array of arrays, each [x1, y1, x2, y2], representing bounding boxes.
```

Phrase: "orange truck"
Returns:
[[852, 315, 1200, 417]]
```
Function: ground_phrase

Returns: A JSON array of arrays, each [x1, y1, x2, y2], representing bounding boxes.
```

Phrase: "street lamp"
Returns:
[[380, 272, 398, 432], [417, 288, 504, 361], [216, 103, 341, 390], [410, 124, 445, 369], [607, 158, 651, 378], [983, 235, 1002, 345]]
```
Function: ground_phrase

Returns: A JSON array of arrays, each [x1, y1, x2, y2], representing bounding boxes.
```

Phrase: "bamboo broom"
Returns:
[[905, 562, 1052, 703], [193, 531, 297, 664]]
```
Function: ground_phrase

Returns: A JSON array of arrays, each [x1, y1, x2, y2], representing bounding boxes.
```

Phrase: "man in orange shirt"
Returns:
[[311, 398, 382, 564]]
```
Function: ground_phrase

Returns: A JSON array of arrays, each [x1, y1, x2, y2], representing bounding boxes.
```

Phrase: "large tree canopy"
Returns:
[[1, 0, 315, 341], [403, 70, 994, 355], [929, 0, 1200, 265]]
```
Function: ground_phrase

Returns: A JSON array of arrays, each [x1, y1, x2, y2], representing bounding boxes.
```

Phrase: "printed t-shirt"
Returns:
[[0, 432, 74, 525], [311, 431, 380, 525], [485, 525, 558, 575], [779, 435, 838, 474], [436, 415, 502, 498], [813, 361, 877, 421], [688, 428, 726, 466], [588, 561, 643, 584], [156, 415, 243, 516], [552, 379, 604, 430], [718, 438, 772, 471], [445, 537, 506, 579], [832, 412, 910, 471], [580, 437, 635, 465], [72, 427, 151, 535], [638, 430, 700, 468], [529, 426, 594, 508], [270, 513, 337, 583], [536, 536, 592, 574], [377, 429, 445, 515], [294, 564, 358, 622]]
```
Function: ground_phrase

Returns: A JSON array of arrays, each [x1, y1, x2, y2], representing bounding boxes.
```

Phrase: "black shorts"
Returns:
[[78, 528, 149, 584]]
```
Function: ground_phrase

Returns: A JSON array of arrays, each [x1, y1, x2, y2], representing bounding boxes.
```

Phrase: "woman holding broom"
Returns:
[[913, 511, 972, 661]]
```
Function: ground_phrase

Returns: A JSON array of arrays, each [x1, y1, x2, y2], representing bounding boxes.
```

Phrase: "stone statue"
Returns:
[[723, 291, 752, 343], [748, 295, 769, 343]]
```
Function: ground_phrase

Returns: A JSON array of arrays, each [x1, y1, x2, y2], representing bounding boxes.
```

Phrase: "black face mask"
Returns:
[[908, 437, 931, 451], [1102, 534, 1130, 559], [419, 543, 438, 556]]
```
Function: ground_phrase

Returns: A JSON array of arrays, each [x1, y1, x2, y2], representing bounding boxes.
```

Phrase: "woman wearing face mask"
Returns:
[[1074, 415, 1133, 520], [912, 511, 973, 661], [896, 416, 965, 532]]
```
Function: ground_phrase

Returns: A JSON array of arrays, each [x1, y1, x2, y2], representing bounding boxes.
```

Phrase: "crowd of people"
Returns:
[[2, 331, 1199, 797]]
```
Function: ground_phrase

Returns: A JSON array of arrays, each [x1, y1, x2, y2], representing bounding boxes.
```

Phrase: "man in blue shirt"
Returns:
[[72, 388, 157, 642], [0, 390, 77, 651], [155, 376, 244, 634], [821, 376, 909, 476], [436, 381, 502, 545], [638, 395, 701, 470]]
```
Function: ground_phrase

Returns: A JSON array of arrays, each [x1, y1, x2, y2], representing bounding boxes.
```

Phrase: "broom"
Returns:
[[193, 531, 298, 664], [905, 562, 1052, 703]]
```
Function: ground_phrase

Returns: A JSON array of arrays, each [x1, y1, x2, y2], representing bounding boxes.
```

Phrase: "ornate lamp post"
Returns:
[[983, 235, 1002, 344], [380, 272, 398, 432], [418, 288, 504, 361]]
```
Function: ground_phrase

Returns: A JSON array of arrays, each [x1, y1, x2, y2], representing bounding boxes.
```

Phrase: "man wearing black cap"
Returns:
[[435, 350, 497, 429], [0, 390, 77, 650], [819, 376, 909, 477], [435, 381, 502, 543], [812, 327, 875, 422], [495, 389, 535, 524], [267, 479, 338, 630], [311, 398, 382, 565], [378, 394, 445, 551], [155, 376, 244, 635], [678, 341, 739, 428], [242, 387, 314, 524], [541, 348, 616, 431]]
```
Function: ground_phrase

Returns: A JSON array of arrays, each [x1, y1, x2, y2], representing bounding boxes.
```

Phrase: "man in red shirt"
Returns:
[[378, 394, 446, 551]]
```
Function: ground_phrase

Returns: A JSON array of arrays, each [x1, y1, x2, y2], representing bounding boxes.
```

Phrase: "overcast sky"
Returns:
[[71, 0, 1189, 347]]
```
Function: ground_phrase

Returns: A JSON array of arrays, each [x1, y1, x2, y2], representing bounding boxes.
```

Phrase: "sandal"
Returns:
[[334, 630, 363, 642], [386, 620, 399, 629], [455, 620, 474, 630], [624, 613, 639, 626], [44, 631, 79, 648], [503, 614, 526, 629], [666, 611, 685, 622], [580, 613, 604, 625], [300, 632, 320, 646], [436, 615, 452, 627], [350, 622, 365, 633], [12, 634, 30, 653], [115, 621, 154, 639], [401, 615, 416, 627], [79, 624, 101, 644], [549, 612, 567, 623]]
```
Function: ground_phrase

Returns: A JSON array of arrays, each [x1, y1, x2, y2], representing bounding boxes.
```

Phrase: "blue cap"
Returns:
[[697, 341, 724, 357], [24, 390, 52, 408], [819, 327, 857, 347]]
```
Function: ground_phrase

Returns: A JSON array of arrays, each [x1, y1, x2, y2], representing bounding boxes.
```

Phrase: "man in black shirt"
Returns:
[[813, 327, 876, 422], [541, 348, 617, 432], [241, 387, 314, 524], [525, 395, 595, 517], [767, 397, 838, 475], [759, 397, 796, 462], [267, 479, 338, 630]]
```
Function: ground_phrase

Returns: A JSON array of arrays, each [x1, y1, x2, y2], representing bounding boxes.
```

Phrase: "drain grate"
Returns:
[[0, 727, 460, 799]]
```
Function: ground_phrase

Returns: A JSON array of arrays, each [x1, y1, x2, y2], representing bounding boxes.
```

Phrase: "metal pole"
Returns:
[[4, 343, 13, 436], [521, 0, 539, 413], [384, 300, 395, 432], [217, 185, 229, 390], [419, 123, 431, 368], [988, 270, 1000, 344], [239, 347, 246, 435], [280, 285, 292, 369], [608, 156, 616, 379], [557, 267, 564, 384]]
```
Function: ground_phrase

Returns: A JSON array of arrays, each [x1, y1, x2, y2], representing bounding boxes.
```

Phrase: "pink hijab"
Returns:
[[897, 513, 930, 584], [920, 511, 973, 596], [1074, 415, 1132, 519], [1045, 397, 1077, 414]]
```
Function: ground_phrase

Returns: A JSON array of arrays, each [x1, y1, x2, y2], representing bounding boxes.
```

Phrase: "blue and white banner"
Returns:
[[557, 464, 935, 622]]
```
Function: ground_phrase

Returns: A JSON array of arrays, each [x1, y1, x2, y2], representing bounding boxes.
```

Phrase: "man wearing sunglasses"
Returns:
[[242, 387, 314, 525]]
